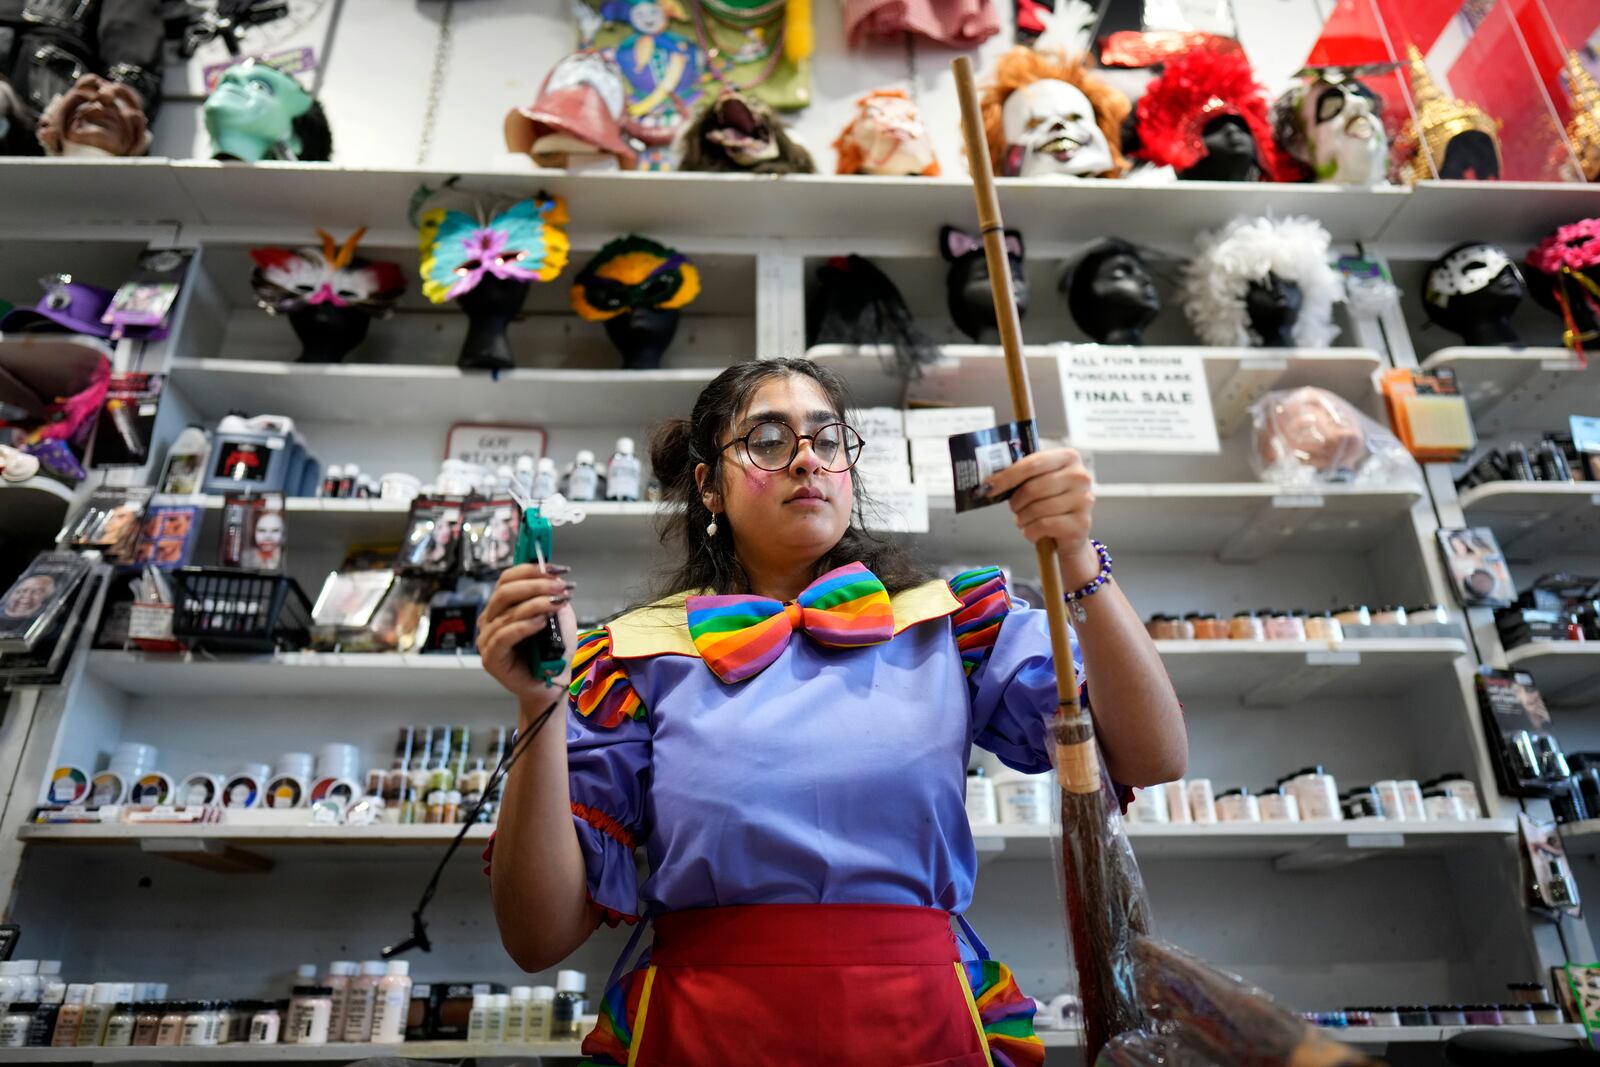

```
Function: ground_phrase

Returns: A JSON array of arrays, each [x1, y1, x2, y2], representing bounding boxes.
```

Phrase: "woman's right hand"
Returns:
[[477, 563, 578, 710]]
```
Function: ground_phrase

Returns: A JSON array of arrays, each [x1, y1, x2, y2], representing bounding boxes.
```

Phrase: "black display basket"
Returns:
[[169, 568, 314, 654]]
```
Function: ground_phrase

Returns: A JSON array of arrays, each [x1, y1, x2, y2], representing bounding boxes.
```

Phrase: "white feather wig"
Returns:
[[1181, 214, 1343, 347]]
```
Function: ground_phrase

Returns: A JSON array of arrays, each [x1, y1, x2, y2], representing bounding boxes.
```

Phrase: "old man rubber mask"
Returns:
[[836, 89, 938, 176], [1001, 77, 1112, 177]]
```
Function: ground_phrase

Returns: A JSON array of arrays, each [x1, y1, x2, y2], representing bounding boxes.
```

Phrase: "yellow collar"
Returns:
[[606, 577, 962, 659]]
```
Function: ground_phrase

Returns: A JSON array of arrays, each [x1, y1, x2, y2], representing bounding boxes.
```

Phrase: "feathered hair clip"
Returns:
[[1181, 214, 1343, 348], [1131, 47, 1287, 179], [250, 228, 407, 316]]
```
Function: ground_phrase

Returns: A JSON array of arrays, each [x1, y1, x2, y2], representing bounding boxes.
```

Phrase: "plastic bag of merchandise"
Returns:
[[1250, 386, 1419, 488]]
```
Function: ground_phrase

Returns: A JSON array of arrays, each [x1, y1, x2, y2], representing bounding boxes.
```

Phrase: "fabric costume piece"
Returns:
[[486, 564, 1115, 1065], [842, 0, 998, 49]]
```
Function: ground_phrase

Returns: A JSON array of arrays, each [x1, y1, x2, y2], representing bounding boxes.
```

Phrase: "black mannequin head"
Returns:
[[1064, 239, 1159, 345], [1177, 116, 1262, 182], [603, 307, 681, 370], [1245, 272, 1303, 347], [288, 303, 371, 363], [941, 225, 1027, 343], [455, 274, 531, 371], [1438, 130, 1500, 181], [1424, 242, 1525, 346]]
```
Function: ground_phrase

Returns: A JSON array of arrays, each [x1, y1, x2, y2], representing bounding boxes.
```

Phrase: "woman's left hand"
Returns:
[[983, 449, 1100, 586]]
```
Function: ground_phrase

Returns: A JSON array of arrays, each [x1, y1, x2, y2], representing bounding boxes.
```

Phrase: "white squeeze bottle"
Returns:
[[325, 961, 356, 1041], [466, 994, 490, 1043], [606, 437, 641, 501], [530, 457, 559, 499], [506, 986, 531, 1042], [159, 425, 211, 495], [342, 961, 384, 1042], [565, 450, 601, 502], [369, 961, 410, 1045]]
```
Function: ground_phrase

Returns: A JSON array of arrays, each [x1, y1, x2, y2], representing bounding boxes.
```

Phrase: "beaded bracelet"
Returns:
[[1064, 539, 1113, 622]]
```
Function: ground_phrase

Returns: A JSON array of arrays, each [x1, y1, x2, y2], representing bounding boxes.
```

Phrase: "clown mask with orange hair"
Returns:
[[980, 47, 1129, 179], [834, 89, 939, 176]]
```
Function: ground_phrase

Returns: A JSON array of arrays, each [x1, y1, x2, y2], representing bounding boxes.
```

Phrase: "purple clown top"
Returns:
[[519, 565, 1106, 928]]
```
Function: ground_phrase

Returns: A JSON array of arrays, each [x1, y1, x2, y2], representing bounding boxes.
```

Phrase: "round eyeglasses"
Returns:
[[718, 421, 865, 473]]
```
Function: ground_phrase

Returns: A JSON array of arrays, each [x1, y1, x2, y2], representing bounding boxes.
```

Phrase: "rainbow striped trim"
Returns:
[[685, 562, 895, 684], [579, 965, 656, 1066], [949, 567, 1012, 676], [569, 629, 646, 728], [963, 959, 1045, 1067]]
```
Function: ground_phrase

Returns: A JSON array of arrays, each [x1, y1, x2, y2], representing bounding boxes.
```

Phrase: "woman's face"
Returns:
[[699, 375, 855, 577]]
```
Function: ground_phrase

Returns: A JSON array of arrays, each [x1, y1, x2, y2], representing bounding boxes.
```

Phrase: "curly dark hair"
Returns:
[[649, 358, 929, 598]]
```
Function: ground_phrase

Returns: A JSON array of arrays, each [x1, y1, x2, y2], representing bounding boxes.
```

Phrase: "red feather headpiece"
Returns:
[[1132, 47, 1286, 179]]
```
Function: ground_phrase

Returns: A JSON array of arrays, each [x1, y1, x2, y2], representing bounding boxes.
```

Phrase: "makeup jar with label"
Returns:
[[1372, 780, 1406, 820], [1396, 779, 1427, 821], [1431, 773, 1483, 819], [90, 771, 128, 807], [1163, 781, 1192, 824], [1372, 605, 1408, 626], [1463, 1005, 1502, 1026], [1334, 605, 1372, 628], [1409, 604, 1448, 626], [1146, 615, 1179, 640], [1430, 1005, 1465, 1027], [1498, 1003, 1536, 1025], [178, 774, 223, 808], [1284, 767, 1341, 822], [1265, 612, 1307, 641], [1396, 1006, 1431, 1026], [45, 767, 90, 806], [1228, 611, 1265, 641], [1187, 779, 1217, 823], [1189, 613, 1229, 640], [129, 772, 174, 807], [1126, 785, 1169, 824], [1365, 1007, 1400, 1027], [1304, 613, 1343, 642], [1422, 789, 1467, 822], [1257, 787, 1299, 822], [994, 770, 1052, 826], [1506, 982, 1548, 1005], [222, 775, 262, 809], [1532, 1002, 1563, 1024], [265, 776, 306, 809], [1215, 788, 1261, 822], [1341, 787, 1382, 820]]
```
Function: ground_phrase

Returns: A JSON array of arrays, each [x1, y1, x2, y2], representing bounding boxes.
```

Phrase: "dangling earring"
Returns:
[[706, 516, 719, 538]]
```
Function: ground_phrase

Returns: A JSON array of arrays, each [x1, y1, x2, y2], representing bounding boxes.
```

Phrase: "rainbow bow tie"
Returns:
[[686, 562, 896, 683]]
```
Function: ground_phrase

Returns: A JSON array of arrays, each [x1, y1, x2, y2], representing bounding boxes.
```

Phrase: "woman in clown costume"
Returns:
[[480, 358, 1185, 1065]]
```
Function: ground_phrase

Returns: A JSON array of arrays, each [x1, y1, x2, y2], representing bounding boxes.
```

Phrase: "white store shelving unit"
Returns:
[[3, 0, 1598, 1053]]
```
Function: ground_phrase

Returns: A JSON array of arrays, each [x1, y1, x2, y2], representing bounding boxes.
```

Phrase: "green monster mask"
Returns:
[[203, 61, 331, 162]]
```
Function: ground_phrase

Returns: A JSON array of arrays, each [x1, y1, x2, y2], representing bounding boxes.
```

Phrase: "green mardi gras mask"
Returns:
[[203, 61, 332, 162]]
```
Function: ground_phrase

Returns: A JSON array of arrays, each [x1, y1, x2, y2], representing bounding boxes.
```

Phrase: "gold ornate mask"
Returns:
[[1394, 45, 1501, 183], [1562, 50, 1600, 183]]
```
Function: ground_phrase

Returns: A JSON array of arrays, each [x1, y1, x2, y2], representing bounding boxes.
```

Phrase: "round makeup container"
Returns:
[[1257, 787, 1299, 822], [1303, 613, 1343, 642], [1334, 605, 1372, 628], [1284, 767, 1340, 822], [1190, 613, 1229, 640], [1228, 611, 1265, 641], [1372, 605, 1408, 626], [1264, 612, 1307, 641], [1214, 788, 1260, 823]]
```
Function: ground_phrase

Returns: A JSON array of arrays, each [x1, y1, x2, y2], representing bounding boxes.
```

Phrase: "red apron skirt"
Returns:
[[579, 903, 1045, 1067]]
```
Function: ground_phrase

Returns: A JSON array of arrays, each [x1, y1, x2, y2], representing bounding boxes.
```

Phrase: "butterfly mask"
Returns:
[[418, 195, 571, 304]]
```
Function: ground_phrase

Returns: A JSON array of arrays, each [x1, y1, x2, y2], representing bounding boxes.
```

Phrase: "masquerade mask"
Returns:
[[571, 236, 701, 321], [418, 196, 571, 304], [36, 74, 151, 158], [203, 61, 327, 162], [835, 90, 938, 176], [1001, 78, 1112, 178], [251, 229, 407, 315], [505, 51, 641, 169], [1425, 244, 1518, 308]]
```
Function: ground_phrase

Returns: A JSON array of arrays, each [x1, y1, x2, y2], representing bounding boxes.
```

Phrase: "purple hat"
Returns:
[[0, 276, 169, 341]]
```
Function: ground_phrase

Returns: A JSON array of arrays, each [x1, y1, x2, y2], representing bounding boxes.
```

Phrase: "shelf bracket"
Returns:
[[140, 838, 274, 873], [1218, 495, 1323, 563], [1273, 832, 1405, 873]]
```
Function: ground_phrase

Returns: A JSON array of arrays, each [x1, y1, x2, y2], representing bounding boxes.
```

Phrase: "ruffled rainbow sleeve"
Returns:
[[951, 568, 1133, 812], [483, 629, 650, 927]]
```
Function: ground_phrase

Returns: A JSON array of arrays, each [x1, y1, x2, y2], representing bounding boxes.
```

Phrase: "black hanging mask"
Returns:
[[1064, 239, 1159, 345]]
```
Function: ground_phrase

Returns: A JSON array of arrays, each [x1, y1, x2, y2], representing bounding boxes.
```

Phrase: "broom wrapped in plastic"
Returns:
[[949, 55, 1380, 1067]]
